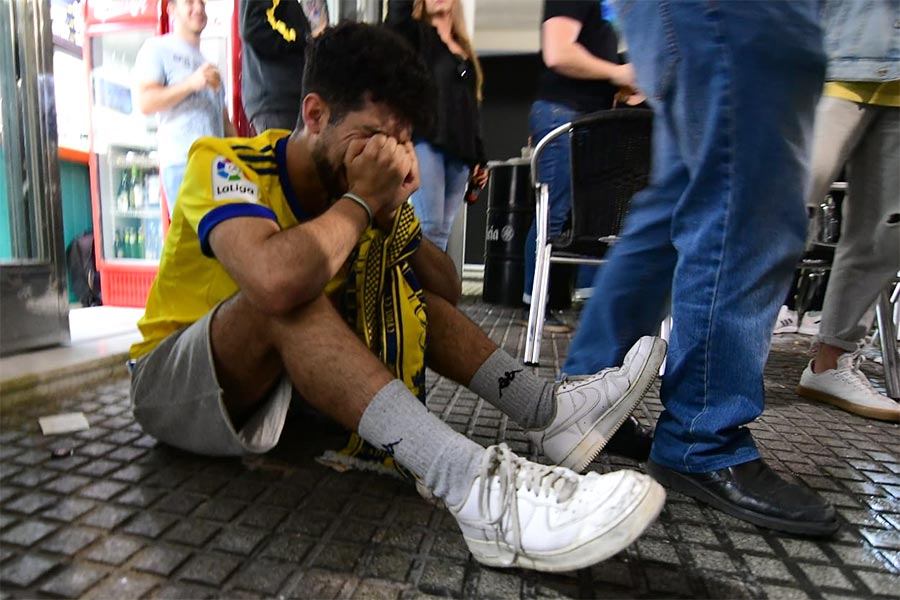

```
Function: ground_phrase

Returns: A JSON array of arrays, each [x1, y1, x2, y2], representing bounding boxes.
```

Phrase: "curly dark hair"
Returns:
[[302, 22, 436, 137]]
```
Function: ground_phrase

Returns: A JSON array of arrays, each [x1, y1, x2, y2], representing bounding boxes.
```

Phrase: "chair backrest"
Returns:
[[558, 108, 653, 255]]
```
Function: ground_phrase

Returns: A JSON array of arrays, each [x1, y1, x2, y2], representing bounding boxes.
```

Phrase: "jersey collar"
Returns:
[[275, 135, 311, 222]]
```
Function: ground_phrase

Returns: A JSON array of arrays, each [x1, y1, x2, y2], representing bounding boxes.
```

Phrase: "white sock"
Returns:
[[358, 380, 484, 506]]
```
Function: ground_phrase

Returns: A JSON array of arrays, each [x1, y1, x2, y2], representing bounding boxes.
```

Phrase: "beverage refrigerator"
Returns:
[[84, 0, 241, 307]]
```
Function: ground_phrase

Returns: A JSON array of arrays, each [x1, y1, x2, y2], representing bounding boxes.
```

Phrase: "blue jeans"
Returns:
[[410, 140, 471, 251], [524, 100, 597, 301], [161, 163, 186, 219], [563, 0, 825, 472]]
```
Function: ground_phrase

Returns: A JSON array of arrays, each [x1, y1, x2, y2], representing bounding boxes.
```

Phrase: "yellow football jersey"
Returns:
[[131, 130, 333, 359]]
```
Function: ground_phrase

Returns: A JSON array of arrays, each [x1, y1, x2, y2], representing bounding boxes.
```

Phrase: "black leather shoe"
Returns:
[[646, 458, 839, 537], [604, 416, 653, 461]]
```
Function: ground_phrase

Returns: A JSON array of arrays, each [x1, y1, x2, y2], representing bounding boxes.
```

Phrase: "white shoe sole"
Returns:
[[462, 479, 666, 572], [558, 338, 667, 473], [797, 385, 900, 422]]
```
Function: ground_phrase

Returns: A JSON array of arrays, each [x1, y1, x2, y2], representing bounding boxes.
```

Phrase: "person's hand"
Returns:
[[345, 134, 411, 220], [472, 164, 489, 189], [609, 63, 635, 90], [188, 63, 222, 93]]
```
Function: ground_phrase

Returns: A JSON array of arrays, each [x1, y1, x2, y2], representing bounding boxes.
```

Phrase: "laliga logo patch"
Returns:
[[212, 157, 258, 203]]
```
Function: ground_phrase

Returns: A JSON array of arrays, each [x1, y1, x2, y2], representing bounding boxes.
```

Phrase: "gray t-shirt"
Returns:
[[133, 34, 225, 168]]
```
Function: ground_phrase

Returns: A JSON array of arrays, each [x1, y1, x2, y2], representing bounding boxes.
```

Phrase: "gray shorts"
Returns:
[[130, 303, 292, 456]]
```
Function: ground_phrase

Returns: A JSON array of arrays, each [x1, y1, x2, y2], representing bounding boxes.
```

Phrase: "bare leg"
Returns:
[[422, 290, 497, 386], [812, 343, 845, 373], [209, 292, 393, 429]]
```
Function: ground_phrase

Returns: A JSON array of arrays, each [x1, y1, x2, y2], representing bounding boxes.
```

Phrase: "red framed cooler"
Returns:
[[83, 0, 243, 306]]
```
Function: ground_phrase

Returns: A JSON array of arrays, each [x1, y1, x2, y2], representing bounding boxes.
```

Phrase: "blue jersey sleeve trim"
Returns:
[[275, 135, 311, 222], [198, 203, 278, 257]]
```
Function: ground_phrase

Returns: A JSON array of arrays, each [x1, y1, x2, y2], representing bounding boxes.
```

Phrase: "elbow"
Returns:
[[250, 271, 324, 316], [135, 95, 153, 115], [542, 49, 564, 71]]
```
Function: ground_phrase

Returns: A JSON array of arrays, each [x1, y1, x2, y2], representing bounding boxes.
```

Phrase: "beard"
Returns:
[[310, 139, 345, 201]]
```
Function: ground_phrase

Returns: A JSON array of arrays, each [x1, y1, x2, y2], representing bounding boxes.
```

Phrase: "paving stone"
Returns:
[[260, 532, 315, 563], [645, 565, 694, 596], [311, 541, 366, 571], [9, 469, 56, 488], [41, 497, 96, 522], [362, 548, 414, 582], [131, 545, 191, 576], [352, 579, 408, 600], [116, 486, 165, 508], [155, 491, 206, 515], [858, 527, 900, 550], [39, 564, 107, 598], [81, 505, 135, 529], [744, 555, 795, 582], [192, 497, 247, 522], [288, 568, 355, 599], [123, 511, 179, 539], [636, 539, 681, 565], [83, 534, 144, 565], [178, 553, 241, 586], [417, 560, 466, 598], [429, 531, 470, 561], [78, 479, 127, 500], [42, 474, 91, 495], [40, 526, 100, 555], [209, 526, 268, 555], [796, 564, 855, 591], [164, 519, 220, 547], [84, 570, 160, 600], [5, 492, 57, 515], [760, 585, 813, 599], [856, 569, 900, 596], [238, 504, 287, 530], [0, 554, 59, 587], [0, 520, 58, 546], [228, 558, 295, 595], [690, 548, 739, 573], [777, 539, 831, 563]]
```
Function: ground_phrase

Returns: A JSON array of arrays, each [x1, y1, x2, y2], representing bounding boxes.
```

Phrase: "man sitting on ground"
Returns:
[[129, 23, 667, 572]]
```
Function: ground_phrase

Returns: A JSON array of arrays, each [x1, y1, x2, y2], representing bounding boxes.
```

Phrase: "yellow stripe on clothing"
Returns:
[[825, 81, 900, 107], [266, 0, 297, 43]]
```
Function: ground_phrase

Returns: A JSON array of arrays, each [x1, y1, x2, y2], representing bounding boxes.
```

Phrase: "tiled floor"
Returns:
[[0, 297, 898, 599]]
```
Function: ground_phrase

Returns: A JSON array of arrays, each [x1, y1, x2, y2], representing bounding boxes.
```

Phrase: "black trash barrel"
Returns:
[[482, 158, 532, 306]]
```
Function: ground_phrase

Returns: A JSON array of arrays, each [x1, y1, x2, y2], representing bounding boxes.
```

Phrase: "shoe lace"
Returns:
[[477, 444, 579, 563], [837, 351, 880, 394]]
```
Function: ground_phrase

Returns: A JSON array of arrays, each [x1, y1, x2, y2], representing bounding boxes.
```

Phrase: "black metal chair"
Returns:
[[523, 109, 653, 365]]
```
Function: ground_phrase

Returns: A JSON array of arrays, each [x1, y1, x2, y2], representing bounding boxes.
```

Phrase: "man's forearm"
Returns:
[[136, 80, 196, 115], [544, 43, 621, 81]]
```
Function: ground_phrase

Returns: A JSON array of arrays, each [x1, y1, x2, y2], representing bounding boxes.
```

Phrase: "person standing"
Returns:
[[133, 0, 235, 216], [562, 0, 840, 536], [523, 0, 635, 329], [795, 0, 900, 423], [240, 0, 326, 134], [386, 0, 488, 252]]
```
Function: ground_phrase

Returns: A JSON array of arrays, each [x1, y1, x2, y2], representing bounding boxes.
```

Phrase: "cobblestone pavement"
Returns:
[[1, 299, 898, 599]]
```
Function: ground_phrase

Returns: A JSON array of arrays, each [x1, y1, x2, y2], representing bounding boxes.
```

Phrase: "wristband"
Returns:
[[342, 192, 373, 225]]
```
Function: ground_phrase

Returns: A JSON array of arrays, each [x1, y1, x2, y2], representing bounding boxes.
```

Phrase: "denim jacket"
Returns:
[[821, 0, 899, 82]]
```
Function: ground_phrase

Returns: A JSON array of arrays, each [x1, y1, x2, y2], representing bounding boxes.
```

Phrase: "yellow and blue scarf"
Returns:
[[318, 203, 427, 478]]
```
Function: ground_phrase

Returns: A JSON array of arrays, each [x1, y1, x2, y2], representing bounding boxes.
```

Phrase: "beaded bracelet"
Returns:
[[341, 192, 373, 225]]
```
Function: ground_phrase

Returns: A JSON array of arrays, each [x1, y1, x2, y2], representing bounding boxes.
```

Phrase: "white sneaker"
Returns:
[[774, 306, 798, 334], [528, 336, 667, 472], [448, 444, 665, 572], [797, 352, 900, 422], [798, 311, 822, 336]]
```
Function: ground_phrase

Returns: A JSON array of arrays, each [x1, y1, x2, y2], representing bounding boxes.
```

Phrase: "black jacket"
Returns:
[[386, 0, 485, 165], [239, 0, 311, 124]]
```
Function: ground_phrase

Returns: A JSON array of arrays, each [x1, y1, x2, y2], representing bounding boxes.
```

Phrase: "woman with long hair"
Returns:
[[387, 0, 488, 252]]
